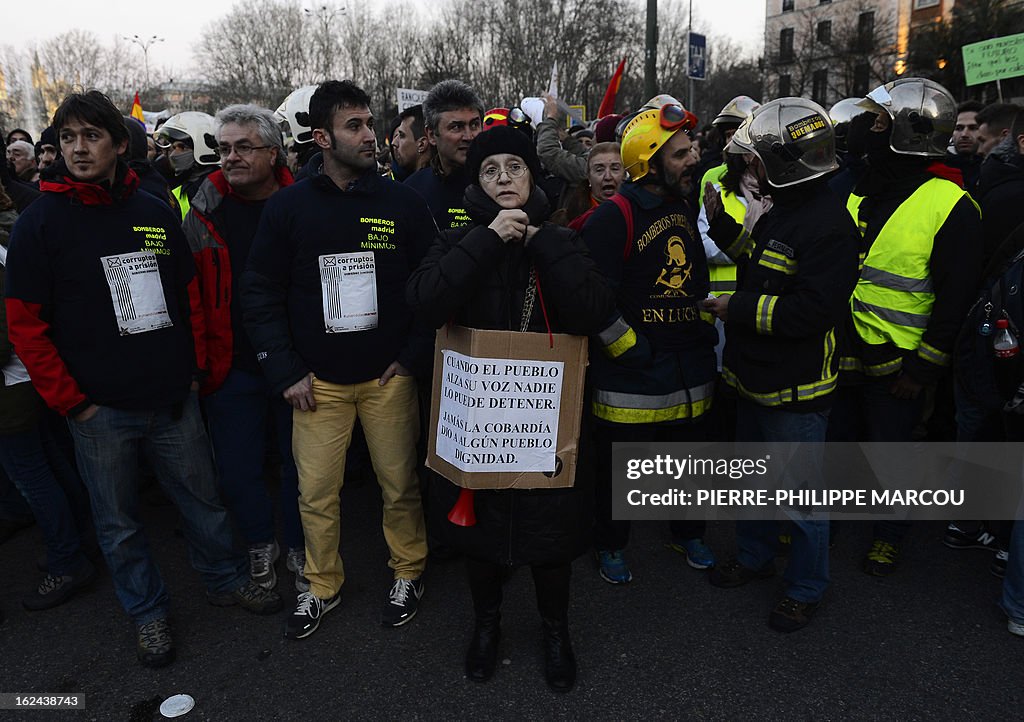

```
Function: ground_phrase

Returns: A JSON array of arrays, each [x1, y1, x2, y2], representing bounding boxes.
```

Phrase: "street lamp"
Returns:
[[124, 34, 165, 90], [304, 4, 345, 82]]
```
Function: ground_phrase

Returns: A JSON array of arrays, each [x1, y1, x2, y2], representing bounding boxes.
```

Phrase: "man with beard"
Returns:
[[241, 80, 435, 640], [829, 79, 983, 576], [703, 99, 860, 632], [581, 97, 718, 584], [390, 104, 430, 181]]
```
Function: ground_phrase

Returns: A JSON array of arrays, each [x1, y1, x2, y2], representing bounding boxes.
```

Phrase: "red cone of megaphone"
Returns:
[[447, 488, 476, 527]]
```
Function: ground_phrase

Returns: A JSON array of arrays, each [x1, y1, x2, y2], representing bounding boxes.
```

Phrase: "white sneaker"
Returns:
[[1009, 619, 1024, 637], [286, 547, 310, 593], [248, 540, 280, 590]]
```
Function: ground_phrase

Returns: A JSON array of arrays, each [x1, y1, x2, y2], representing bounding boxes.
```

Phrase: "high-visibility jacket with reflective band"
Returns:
[[844, 178, 975, 372], [582, 181, 717, 424], [698, 164, 739, 295], [708, 190, 744, 295], [172, 184, 190, 221], [707, 183, 860, 411]]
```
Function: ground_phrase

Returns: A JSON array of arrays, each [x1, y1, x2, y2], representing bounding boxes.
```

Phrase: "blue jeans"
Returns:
[[828, 380, 924, 544], [0, 465, 33, 522], [735, 400, 830, 603], [592, 419, 707, 551], [203, 368, 303, 549], [0, 420, 93, 576], [68, 392, 247, 625], [1002, 520, 1024, 624]]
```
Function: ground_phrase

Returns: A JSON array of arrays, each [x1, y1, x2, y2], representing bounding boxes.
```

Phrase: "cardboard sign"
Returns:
[[963, 33, 1024, 86], [427, 325, 588, 490]]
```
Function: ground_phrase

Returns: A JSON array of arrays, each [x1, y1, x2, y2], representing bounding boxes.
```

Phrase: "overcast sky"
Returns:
[[0, 0, 765, 79]]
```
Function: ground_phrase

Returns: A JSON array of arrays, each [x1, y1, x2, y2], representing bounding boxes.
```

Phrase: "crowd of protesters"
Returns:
[[1, 69, 1023, 694]]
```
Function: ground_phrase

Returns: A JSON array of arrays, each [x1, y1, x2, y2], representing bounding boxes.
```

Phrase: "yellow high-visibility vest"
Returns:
[[172, 185, 190, 221], [846, 177, 975, 352], [699, 164, 741, 295]]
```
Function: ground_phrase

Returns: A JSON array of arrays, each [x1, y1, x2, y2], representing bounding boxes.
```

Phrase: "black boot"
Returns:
[[465, 609, 501, 682], [541, 617, 576, 693], [465, 558, 503, 682]]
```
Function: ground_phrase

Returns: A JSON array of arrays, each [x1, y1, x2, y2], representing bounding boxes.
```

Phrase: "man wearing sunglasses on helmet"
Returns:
[[579, 96, 718, 586]]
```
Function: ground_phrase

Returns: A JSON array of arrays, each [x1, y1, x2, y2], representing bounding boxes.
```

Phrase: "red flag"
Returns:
[[597, 58, 627, 118]]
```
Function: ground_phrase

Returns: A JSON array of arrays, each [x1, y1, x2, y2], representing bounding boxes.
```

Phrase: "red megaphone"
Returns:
[[447, 487, 476, 527]]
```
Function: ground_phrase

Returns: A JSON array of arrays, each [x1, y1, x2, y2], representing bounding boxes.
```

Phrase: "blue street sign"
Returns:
[[688, 32, 707, 81]]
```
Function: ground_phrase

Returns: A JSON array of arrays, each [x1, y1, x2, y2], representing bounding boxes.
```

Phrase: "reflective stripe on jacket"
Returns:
[[846, 177, 974, 353]]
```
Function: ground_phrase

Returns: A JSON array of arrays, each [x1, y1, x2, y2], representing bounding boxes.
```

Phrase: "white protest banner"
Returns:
[[397, 88, 429, 112], [436, 349, 563, 473]]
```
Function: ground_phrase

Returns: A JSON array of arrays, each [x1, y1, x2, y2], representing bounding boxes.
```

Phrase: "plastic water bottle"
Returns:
[[994, 319, 1019, 358], [993, 318, 1021, 397]]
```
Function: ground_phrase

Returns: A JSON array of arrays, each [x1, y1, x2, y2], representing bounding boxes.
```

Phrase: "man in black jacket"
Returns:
[[704, 98, 860, 632], [242, 80, 436, 640], [405, 80, 484, 231], [582, 98, 718, 584], [946, 100, 982, 194], [975, 109, 1024, 269], [5, 91, 281, 668]]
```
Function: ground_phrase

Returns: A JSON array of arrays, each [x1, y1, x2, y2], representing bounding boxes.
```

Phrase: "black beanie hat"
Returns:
[[122, 116, 149, 161], [37, 126, 58, 151], [466, 125, 543, 186]]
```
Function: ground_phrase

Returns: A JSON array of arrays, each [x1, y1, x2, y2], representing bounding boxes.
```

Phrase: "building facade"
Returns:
[[764, 0, 958, 107]]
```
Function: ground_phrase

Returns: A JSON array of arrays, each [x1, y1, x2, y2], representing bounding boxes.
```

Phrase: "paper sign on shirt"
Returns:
[[101, 251, 173, 336], [319, 252, 379, 333]]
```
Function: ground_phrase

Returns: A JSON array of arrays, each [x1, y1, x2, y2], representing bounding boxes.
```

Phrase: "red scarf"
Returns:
[[40, 166, 141, 206]]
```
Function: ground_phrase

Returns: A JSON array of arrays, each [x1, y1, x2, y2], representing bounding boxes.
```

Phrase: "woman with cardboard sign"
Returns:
[[408, 125, 619, 692]]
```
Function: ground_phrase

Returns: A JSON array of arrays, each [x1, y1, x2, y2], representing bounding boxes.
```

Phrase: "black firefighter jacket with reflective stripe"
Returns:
[[581, 181, 717, 424], [708, 181, 860, 412]]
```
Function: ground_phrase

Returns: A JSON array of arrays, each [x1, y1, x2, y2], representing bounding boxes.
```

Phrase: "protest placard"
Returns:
[[963, 33, 1024, 86], [426, 326, 588, 489]]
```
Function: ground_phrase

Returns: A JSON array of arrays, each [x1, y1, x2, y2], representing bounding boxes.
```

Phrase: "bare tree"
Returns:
[[194, 0, 309, 108], [28, 31, 144, 127], [0, 47, 27, 133]]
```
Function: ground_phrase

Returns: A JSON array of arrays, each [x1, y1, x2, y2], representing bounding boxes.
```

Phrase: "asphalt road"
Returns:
[[0, 475, 1019, 721]]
